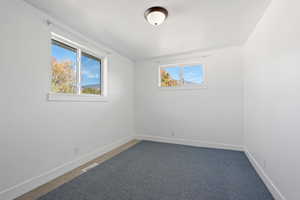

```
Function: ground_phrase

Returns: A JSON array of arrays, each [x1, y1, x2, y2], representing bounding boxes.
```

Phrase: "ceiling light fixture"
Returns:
[[144, 6, 168, 26]]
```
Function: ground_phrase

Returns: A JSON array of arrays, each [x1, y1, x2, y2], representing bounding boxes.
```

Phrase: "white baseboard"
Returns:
[[0, 135, 134, 200], [245, 149, 286, 200], [136, 135, 244, 151]]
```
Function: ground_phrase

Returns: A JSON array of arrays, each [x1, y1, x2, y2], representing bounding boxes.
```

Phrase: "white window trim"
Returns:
[[158, 62, 207, 90], [48, 93, 108, 102], [48, 32, 108, 102]]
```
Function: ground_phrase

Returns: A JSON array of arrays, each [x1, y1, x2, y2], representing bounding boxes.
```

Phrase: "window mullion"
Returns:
[[180, 66, 184, 85], [77, 49, 82, 95]]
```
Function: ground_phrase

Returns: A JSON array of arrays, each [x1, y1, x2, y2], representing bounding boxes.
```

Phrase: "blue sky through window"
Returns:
[[163, 64, 204, 84], [183, 65, 203, 84], [164, 67, 180, 80], [81, 54, 101, 87], [51, 43, 76, 70]]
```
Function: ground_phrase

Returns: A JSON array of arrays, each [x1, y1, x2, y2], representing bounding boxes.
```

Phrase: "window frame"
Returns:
[[48, 32, 108, 102], [158, 62, 207, 90]]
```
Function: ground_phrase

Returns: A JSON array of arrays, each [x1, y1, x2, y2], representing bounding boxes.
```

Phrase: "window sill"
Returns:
[[47, 93, 108, 102], [158, 85, 208, 91]]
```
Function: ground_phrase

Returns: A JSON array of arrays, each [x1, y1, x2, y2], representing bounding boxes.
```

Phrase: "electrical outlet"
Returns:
[[171, 131, 175, 137]]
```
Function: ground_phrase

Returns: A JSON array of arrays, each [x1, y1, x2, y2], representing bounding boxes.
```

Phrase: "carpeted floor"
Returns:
[[38, 141, 274, 200]]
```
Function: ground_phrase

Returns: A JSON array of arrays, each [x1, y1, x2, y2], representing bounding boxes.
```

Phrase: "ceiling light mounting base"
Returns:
[[144, 6, 168, 26]]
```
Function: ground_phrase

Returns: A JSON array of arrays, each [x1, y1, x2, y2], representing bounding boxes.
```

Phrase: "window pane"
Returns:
[[160, 66, 182, 87], [51, 40, 77, 93], [183, 65, 204, 85], [80, 52, 101, 95]]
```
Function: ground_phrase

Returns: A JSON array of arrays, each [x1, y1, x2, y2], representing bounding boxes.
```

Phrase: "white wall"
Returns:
[[0, 0, 135, 199], [135, 47, 244, 149], [243, 0, 300, 199], [2, 0, 299, 199]]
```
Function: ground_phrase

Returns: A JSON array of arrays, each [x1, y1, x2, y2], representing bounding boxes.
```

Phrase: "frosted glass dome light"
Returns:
[[145, 7, 168, 26]]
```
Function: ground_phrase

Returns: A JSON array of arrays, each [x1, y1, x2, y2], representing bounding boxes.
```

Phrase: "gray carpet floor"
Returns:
[[38, 141, 274, 200]]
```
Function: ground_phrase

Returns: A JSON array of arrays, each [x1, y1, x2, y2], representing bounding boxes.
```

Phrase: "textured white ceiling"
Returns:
[[25, 0, 270, 60]]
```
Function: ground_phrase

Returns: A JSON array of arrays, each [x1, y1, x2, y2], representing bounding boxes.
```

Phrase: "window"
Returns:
[[159, 64, 205, 88], [49, 33, 107, 101]]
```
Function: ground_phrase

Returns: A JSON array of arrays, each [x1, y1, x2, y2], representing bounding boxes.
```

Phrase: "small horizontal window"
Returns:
[[159, 64, 205, 88], [50, 34, 106, 101]]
